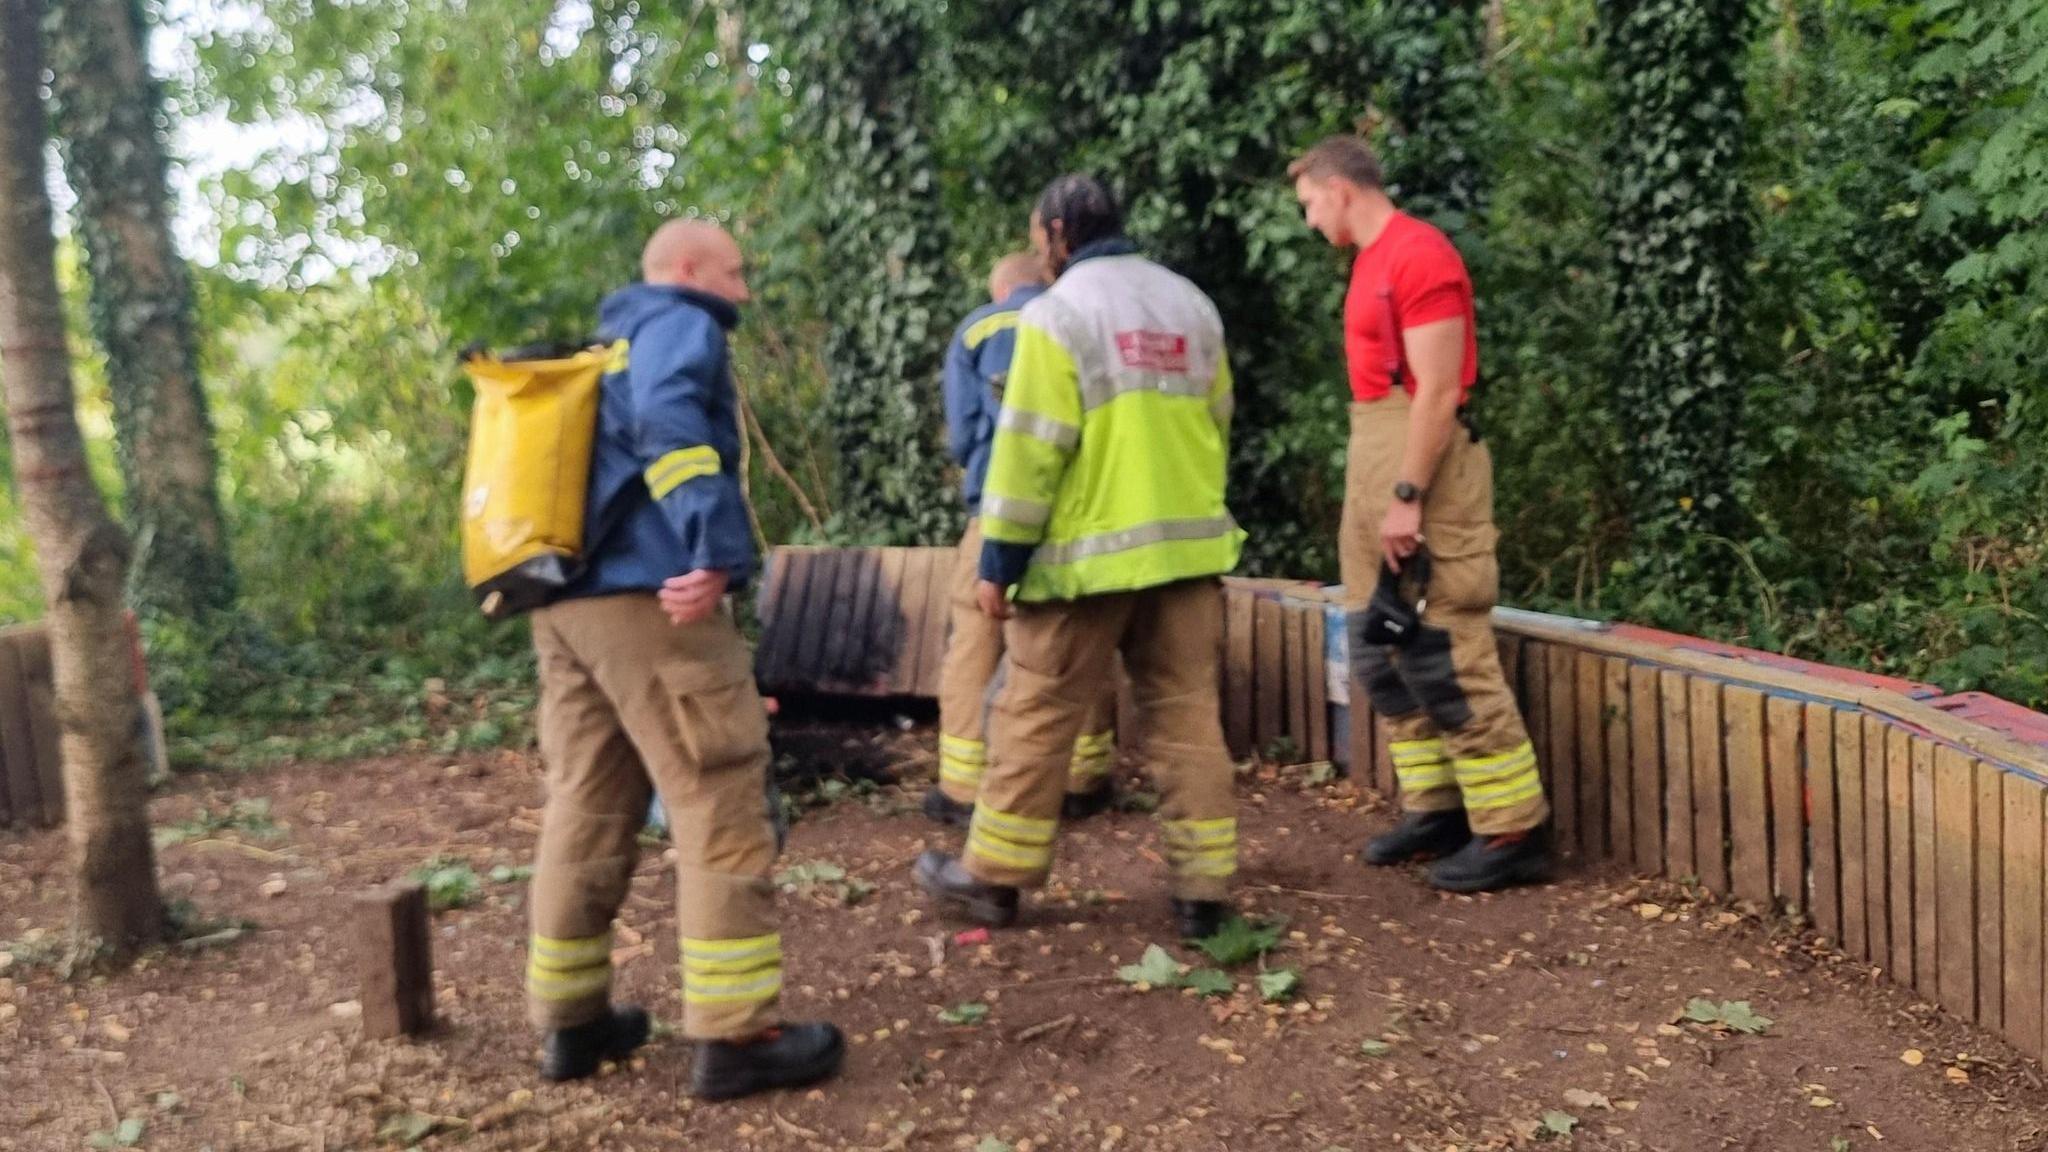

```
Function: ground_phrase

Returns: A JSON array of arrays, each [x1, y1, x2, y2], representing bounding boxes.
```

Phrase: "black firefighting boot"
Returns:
[[913, 850, 1020, 928], [1061, 781, 1115, 821], [923, 787, 974, 827], [539, 1005, 651, 1082], [691, 1022, 846, 1101], [1171, 899, 1228, 941], [1363, 808, 1471, 866], [1426, 825, 1554, 893]]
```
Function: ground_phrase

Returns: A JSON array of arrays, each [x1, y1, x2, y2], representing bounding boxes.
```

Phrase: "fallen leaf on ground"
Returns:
[[939, 1002, 990, 1026], [1117, 945, 1183, 989], [1258, 968, 1303, 1003], [1192, 917, 1286, 967], [1680, 998, 1772, 1035], [1901, 1048, 1924, 1066], [1562, 1089, 1610, 1110]]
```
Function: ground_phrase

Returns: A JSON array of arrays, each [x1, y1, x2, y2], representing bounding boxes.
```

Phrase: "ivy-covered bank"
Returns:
[[0, 0, 2039, 774]]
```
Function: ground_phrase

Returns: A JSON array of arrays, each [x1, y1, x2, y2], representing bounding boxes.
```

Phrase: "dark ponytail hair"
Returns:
[[1033, 174, 1123, 251]]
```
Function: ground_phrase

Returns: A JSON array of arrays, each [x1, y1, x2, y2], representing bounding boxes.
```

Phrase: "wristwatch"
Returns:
[[1392, 481, 1424, 504]]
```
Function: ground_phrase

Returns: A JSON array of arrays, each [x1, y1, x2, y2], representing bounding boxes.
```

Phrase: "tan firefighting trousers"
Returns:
[[937, 518, 1115, 806], [527, 594, 783, 1040], [1340, 394, 1549, 837], [965, 579, 1237, 902]]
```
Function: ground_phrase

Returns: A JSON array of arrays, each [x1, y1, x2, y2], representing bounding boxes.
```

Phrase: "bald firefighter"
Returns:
[[928, 252, 1117, 827], [523, 220, 843, 1097], [916, 176, 1243, 939], [1290, 135, 1553, 891]]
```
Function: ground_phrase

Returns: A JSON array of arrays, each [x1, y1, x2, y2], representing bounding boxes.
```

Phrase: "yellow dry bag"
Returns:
[[459, 344, 612, 619]]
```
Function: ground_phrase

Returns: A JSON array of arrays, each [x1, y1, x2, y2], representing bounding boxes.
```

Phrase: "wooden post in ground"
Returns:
[[356, 881, 434, 1039]]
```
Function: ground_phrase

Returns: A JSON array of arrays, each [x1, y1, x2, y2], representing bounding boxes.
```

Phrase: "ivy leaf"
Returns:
[[1117, 944, 1183, 988], [1358, 1039, 1392, 1058], [938, 1002, 989, 1025], [1191, 916, 1284, 967], [776, 861, 847, 887], [1540, 1110, 1578, 1138], [1184, 968, 1235, 997], [1257, 968, 1302, 1003], [975, 1139, 1014, 1152], [1682, 998, 1772, 1034], [1682, 998, 1722, 1024], [376, 1113, 439, 1147], [1718, 1001, 1772, 1034]]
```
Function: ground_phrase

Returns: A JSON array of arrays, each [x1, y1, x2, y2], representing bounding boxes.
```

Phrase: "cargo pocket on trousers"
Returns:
[[1421, 522, 1500, 617], [657, 663, 772, 780]]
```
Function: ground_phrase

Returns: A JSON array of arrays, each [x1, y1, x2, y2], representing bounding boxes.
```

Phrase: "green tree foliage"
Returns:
[[765, 0, 960, 545], [1597, 0, 1758, 611], [4, 0, 2046, 761]]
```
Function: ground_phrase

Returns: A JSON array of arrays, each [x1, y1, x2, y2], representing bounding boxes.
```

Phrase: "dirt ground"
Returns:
[[4, 714, 2047, 1152]]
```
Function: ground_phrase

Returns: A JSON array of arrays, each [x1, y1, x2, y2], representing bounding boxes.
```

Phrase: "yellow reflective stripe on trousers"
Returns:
[[1398, 762, 1455, 793], [1392, 737, 1454, 793], [681, 933, 783, 1006], [1068, 729, 1115, 784], [683, 943, 784, 976], [527, 965, 612, 1002], [940, 733, 987, 761], [968, 806, 1057, 872], [1454, 742, 1543, 811], [531, 932, 612, 969], [1389, 738, 1448, 767], [940, 734, 987, 789], [937, 729, 987, 774], [1163, 817, 1238, 878], [941, 753, 986, 790], [528, 931, 612, 1002], [1072, 730, 1115, 756], [684, 970, 785, 1006], [681, 933, 781, 964], [644, 445, 722, 499]]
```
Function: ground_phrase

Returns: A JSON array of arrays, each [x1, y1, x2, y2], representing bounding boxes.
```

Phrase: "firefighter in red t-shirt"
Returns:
[[1289, 135, 1552, 892]]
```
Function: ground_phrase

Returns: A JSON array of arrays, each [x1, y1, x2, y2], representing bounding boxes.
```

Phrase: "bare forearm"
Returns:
[[1394, 317, 1467, 500], [1396, 373, 1460, 496]]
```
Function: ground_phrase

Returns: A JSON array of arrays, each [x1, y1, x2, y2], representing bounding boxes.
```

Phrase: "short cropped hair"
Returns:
[[1287, 136, 1384, 191]]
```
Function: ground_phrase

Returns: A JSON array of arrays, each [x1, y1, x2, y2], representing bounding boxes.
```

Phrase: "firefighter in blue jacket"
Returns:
[[522, 219, 842, 1099], [927, 253, 1118, 827]]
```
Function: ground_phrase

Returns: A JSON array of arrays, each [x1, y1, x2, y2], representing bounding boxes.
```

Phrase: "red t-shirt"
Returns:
[[1343, 213, 1480, 403]]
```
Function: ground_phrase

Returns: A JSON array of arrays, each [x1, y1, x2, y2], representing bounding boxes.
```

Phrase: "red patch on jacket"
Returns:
[[1114, 330, 1189, 373]]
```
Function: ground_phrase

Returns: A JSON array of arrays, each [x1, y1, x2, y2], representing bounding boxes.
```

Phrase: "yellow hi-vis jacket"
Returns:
[[979, 249, 1244, 602]]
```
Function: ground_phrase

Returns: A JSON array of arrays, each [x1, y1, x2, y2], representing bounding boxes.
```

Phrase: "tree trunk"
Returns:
[[0, 0, 164, 952], [43, 0, 237, 623]]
